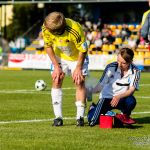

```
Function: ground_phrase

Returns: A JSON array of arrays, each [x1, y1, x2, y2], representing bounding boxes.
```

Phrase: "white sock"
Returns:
[[75, 101, 85, 119], [51, 88, 62, 119]]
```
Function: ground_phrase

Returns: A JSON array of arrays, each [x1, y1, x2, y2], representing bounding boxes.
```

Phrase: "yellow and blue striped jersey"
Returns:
[[42, 18, 88, 61]]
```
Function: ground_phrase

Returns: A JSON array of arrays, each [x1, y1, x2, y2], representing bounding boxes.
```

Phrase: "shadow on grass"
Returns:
[[123, 124, 143, 129], [135, 116, 150, 124], [62, 123, 143, 129], [63, 122, 90, 127]]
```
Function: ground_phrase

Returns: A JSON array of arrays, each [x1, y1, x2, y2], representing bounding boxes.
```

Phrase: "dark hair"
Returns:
[[118, 47, 134, 63]]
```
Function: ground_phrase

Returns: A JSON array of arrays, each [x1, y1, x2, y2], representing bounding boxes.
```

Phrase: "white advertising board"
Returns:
[[8, 54, 51, 69], [8, 54, 144, 70]]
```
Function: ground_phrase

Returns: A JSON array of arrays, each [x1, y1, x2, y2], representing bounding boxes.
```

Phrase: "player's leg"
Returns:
[[51, 76, 64, 126], [88, 98, 106, 126], [75, 80, 86, 126], [70, 59, 88, 126], [117, 95, 136, 115], [50, 59, 67, 126], [115, 95, 136, 124]]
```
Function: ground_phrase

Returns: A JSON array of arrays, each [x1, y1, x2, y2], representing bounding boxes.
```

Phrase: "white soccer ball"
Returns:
[[35, 80, 47, 91]]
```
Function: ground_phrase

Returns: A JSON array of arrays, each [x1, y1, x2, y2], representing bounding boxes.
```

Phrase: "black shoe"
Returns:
[[76, 117, 84, 126], [52, 117, 63, 126]]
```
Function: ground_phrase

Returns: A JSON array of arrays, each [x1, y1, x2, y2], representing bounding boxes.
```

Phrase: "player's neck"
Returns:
[[121, 68, 129, 77]]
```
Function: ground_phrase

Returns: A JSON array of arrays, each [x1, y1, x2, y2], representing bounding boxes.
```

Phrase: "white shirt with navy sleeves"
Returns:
[[98, 62, 141, 99]]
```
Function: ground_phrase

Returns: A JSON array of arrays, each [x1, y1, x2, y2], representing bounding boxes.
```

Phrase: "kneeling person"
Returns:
[[88, 47, 140, 126]]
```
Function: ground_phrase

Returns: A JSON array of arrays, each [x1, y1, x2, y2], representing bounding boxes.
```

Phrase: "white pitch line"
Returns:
[[132, 111, 150, 115], [0, 84, 150, 94], [0, 89, 150, 98], [0, 117, 76, 125], [0, 119, 53, 124], [0, 111, 150, 125], [0, 88, 75, 94], [140, 84, 150, 86], [136, 96, 150, 99]]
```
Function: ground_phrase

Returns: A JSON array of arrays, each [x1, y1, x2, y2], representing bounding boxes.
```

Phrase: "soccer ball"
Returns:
[[35, 80, 47, 91]]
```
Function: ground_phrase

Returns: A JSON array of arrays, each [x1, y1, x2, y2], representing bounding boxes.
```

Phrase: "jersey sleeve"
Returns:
[[42, 25, 53, 48], [130, 70, 140, 90], [71, 22, 88, 53], [98, 64, 112, 87]]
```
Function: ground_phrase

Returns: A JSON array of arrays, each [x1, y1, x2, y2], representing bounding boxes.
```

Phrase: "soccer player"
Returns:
[[141, 0, 150, 47], [42, 12, 88, 126], [88, 47, 140, 126]]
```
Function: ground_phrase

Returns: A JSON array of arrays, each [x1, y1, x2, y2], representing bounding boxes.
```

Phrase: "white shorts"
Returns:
[[50, 56, 89, 76]]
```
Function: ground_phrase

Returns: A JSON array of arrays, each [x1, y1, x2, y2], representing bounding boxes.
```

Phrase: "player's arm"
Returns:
[[111, 70, 140, 107], [72, 51, 87, 85], [92, 64, 111, 93], [42, 25, 64, 83], [110, 86, 135, 107], [72, 22, 88, 85], [46, 46, 59, 68], [42, 26, 58, 67], [46, 47, 64, 83], [92, 83, 103, 93]]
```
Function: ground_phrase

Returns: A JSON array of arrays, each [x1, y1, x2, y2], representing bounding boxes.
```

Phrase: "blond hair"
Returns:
[[44, 12, 66, 33]]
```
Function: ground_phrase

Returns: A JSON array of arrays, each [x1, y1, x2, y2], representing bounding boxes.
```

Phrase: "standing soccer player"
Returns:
[[42, 12, 88, 126]]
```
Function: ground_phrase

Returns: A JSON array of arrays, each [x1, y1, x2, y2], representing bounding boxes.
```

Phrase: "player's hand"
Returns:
[[110, 96, 120, 107], [52, 67, 64, 84], [72, 68, 84, 85]]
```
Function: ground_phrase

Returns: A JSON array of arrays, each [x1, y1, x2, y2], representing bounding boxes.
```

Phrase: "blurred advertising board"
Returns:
[[8, 54, 144, 70]]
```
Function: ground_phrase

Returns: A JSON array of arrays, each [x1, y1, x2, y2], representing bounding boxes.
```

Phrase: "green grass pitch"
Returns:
[[0, 70, 150, 150]]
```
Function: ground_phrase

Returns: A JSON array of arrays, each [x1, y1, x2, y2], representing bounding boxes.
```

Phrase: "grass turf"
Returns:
[[0, 70, 150, 150]]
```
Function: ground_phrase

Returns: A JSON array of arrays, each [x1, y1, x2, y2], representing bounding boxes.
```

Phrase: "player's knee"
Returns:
[[52, 79, 63, 87], [126, 96, 137, 107]]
